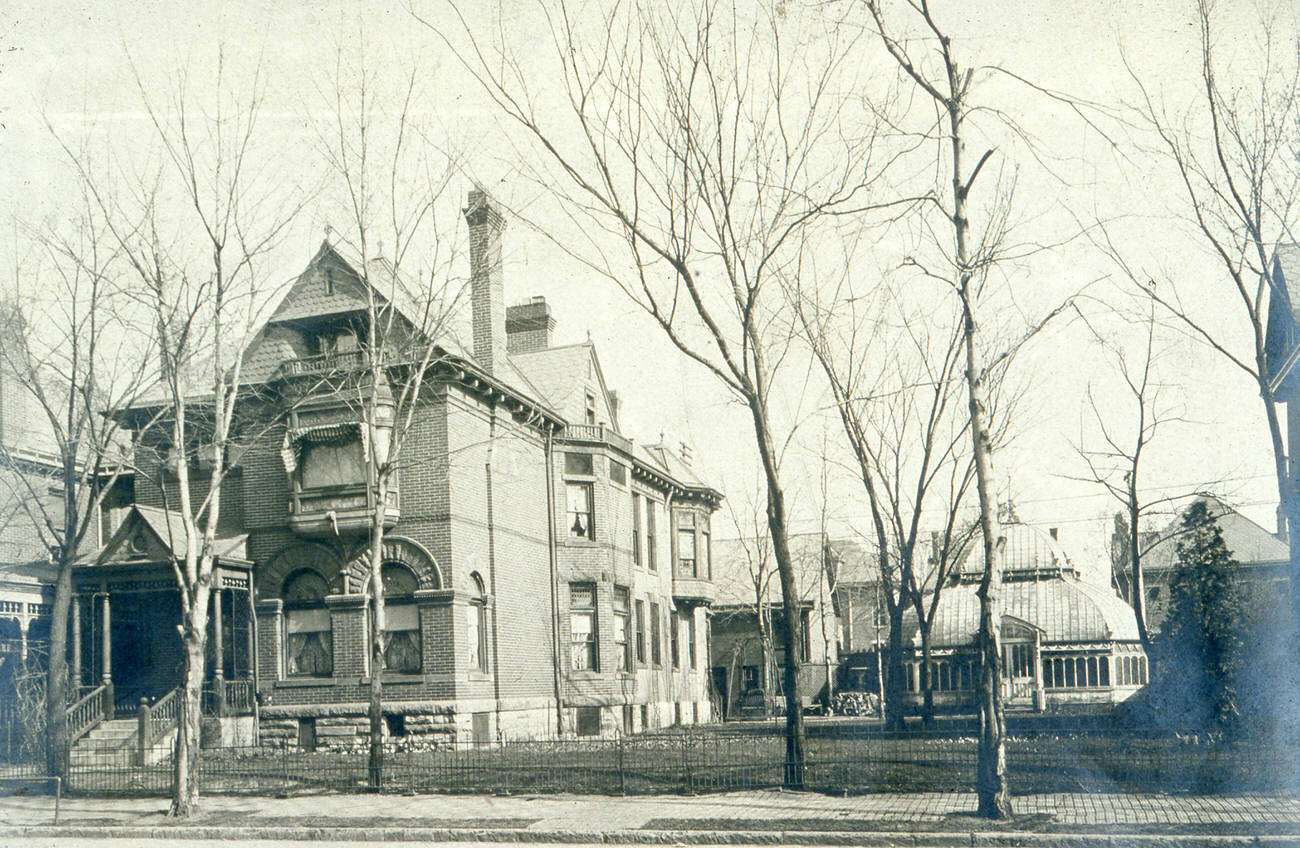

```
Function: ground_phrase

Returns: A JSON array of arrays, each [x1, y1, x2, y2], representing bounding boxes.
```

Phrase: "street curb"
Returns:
[[2, 826, 1300, 846]]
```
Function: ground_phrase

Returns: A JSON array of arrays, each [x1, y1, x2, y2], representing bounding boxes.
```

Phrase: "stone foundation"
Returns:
[[258, 698, 557, 749]]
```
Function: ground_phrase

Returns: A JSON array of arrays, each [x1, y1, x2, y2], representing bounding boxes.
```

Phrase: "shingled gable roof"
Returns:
[[80, 504, 249, 566], [1141, 494, 1288, 574], [510, 342, 619, 431], [711, 533, 830, 609], [1265, 243, 1300, 392]]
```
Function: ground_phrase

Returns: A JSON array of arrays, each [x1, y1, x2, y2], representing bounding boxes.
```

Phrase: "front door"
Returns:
[[1001, 641, 1035, 704]]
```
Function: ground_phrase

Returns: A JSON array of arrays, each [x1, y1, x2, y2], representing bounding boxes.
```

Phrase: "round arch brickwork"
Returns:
[[344, 536, 442, 593], [258, 542, 346, 599]]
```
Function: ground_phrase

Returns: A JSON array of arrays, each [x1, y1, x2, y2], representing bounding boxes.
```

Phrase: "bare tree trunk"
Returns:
[[962, 282, 1011, 817], [171, 602, 208, 816], [367, 484, 388, 790], [1128, 494, 1149, 646], [918, 623, 936, 729], [884, 608, 906, 730], [45, 560, 72, 778]]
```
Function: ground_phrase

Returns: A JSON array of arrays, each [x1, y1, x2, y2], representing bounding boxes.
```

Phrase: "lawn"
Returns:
[[56, 726, 1297, 797]]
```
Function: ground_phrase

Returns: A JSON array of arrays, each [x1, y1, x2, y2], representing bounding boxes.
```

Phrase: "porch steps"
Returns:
[[71, 718, 140, 767]]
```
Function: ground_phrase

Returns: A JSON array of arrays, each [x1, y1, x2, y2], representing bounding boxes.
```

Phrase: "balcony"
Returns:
[[561, 423, 633, 454], [279, 349, 373, 378], [673, 563, 716, 605], [288, 484, 399, 538]]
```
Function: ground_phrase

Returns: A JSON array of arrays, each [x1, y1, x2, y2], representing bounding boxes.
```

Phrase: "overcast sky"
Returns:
[[1, 0, 1292, 584]]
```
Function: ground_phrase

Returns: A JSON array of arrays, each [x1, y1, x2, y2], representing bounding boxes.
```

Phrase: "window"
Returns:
[[298, 717, 317, 751], [677, 512, 697, 577], [576, 705, 601, 736], [284, 570, 332, 678], [645, 500, 657, 571], [383, 713, 407, 737], [570, 583, 598, 671], [585, 393, 597, 425], [567, 482, 594, 539], [650, 602, 662, 666], [324, 266, 335, 296], [614, 587, 631, 672], [374, 564, 421, 673], [300, 438, 365, 490], [671, 611, 680, 668], [702, 516, 711, 579], [468, 573, 489, 673], [565, 452, 593, 475], [632, 493, 642, 565], [687, 612, 697, 669], [742, 665, 760, 690], [610, 461, 626, 485], [799, 609, 812, 662], [635, 599, 646, 664]]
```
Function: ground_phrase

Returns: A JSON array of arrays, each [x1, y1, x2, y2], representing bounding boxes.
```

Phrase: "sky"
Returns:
[[1, 0, 1293, 586]]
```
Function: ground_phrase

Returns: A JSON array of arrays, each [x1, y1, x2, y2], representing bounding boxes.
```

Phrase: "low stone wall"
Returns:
[[258, 699, 558, 749]]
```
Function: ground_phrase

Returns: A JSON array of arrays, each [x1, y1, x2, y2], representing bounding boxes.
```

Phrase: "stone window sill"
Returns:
[[275, 677, 336, 688]]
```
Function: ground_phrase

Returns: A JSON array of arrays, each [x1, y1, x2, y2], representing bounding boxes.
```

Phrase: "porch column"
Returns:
[[18, 616, 28, 665], [212, 585, 226, 716], [71, 595, 82, 689], [1031, 631, 1045, 712], [100, 592, 113, 720]]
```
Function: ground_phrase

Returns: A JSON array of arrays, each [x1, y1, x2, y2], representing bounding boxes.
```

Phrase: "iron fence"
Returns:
[[45, 728, 1299, 798]]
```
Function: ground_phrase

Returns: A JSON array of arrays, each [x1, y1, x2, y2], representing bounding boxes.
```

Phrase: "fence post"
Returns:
[[617, 734, 625, 795], [682, 731, 692, 794], [137, 698, 150, 767]]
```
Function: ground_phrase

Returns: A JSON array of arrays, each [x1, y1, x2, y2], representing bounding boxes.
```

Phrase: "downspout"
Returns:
[[544, 425, 564, 735], [486, 406, 502, 731]]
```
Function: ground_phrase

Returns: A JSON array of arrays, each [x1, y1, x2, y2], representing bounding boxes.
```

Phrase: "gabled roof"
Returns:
[[1265, 244, 1300, 393], [81, 505, 248, 566], [712, 533, 831, 609], [1142, 494, 1288, 573], [510, 341, 619, 431]]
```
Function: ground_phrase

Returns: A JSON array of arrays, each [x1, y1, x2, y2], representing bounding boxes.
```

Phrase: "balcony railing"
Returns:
[[280, 349, 372, 377], [562, 423, 633, 453]]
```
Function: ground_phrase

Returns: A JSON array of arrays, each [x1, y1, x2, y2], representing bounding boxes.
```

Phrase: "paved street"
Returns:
[[3, 788, 1300, 844]]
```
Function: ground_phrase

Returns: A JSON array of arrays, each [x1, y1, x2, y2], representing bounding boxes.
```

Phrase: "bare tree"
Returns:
[[311, 54, 469, 789], [796, 267, 993, 728], [53, 55, 307, 815], [0, 201, 154, 778], [1071, 300, 1180, 647], [1121, 0, 1300, 636], [432, 0, 900, 785], [864, 0, 1022, 817]]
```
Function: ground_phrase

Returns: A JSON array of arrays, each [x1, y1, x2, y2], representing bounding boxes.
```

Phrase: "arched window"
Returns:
[[284, 570, 331, 677], [380, 563, 420, 673], [468, 573, 489, 673]]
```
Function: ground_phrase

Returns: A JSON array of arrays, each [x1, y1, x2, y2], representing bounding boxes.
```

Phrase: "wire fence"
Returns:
[[3, 727, 1292, 798]]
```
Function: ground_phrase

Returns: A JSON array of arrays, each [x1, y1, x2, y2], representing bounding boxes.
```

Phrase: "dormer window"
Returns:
[[585, 393, 597, 425], [317, 330, 358, 357], [325, 266, 335, 296]]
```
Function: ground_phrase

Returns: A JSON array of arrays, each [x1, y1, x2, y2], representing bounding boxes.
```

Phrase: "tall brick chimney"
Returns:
[[465, 188, 507, 375], [505, 296, 556, 354]]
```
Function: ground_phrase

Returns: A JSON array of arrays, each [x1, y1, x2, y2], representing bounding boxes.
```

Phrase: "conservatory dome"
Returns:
[[908, 522, 1142, 648]]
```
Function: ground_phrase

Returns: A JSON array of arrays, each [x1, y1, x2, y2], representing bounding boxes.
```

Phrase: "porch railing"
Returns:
[[202, 679, 255, 716], [141, 688, 180, 749], [67, 684, 107, 743]]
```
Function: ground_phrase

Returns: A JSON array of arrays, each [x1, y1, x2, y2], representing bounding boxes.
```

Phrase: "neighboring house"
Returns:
[[1136, 494, 1290, 637], [709, 533, 839, 718], [75, 190, 722, 748], [1263, 243, 1300, 624], [898, 521, 1147, 714]]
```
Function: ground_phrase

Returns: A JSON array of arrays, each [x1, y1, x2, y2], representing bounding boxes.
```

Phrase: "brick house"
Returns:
[[87, 190, 722, 748], [708, 534, 840, 718]]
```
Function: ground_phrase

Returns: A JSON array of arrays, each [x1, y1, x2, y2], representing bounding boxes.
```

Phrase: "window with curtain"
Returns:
[[468, 573, 488, 673], [570, 582, 598, 671], [284, 570, 332, 677], [380, 564, 420, 673]]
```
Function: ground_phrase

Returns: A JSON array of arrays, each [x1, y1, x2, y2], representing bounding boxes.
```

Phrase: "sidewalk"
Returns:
[[3, 789, 1300, 844]]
